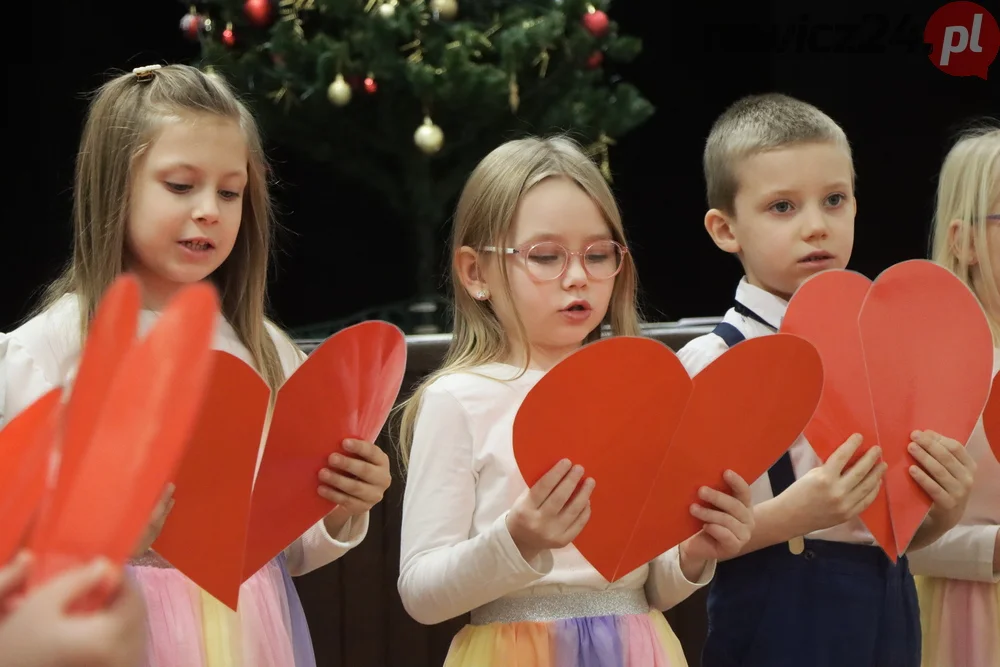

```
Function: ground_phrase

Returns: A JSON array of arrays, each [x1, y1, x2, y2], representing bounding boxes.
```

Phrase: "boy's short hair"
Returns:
[[704, 93, 854, 213]]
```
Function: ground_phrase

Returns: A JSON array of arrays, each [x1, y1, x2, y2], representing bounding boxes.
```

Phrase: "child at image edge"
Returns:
[[676, 93, 978, 667], [397, 136, 756, 667], [0, 553, 147, 667], [908, 121, 1000, 667], [0, 64, 392, 667]]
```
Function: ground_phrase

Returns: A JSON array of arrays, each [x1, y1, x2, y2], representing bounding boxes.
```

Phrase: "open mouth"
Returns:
[[799, 251, 833, 264], [179, 239, 215, 251], [563, 301, 591, 313]]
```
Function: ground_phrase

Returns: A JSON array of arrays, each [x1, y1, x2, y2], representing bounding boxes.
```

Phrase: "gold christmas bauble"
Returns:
[[414, 116, 444, 155], [327, 74, 351, 107], [429, 0, 458, 20], [378, 1, 395, 18]]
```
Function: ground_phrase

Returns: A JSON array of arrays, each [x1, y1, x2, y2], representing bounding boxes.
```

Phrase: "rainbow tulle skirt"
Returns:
[[126, 551, 314, 667], [443, 589, 688, 667]]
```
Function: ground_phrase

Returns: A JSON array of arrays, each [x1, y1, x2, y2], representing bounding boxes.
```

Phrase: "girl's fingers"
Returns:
[[539, 465, 586, 514], [529, 460, 573, 507]]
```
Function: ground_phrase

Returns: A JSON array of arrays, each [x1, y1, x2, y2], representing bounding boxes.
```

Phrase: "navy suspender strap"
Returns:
[[711, 314, 796, 498], [711, 321, 746, 349], [734, 301, 777, 331]]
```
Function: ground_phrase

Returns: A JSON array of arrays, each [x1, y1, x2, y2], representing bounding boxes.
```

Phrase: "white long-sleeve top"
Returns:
[[908, 349, 1000, 583], [397, 362, 715, 626], [0, 293, 368, 577]]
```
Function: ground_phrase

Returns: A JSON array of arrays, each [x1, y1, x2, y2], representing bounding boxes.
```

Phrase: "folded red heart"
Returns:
[[153, 320, 407, 610], [24, 277, 220, 610], [781, 260, 993, 557], [513, 334, 824, 583], [0, 388, 62, 564]]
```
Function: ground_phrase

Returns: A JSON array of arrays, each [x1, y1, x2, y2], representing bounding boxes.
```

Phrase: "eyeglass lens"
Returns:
[[524, 241, 623, 280]]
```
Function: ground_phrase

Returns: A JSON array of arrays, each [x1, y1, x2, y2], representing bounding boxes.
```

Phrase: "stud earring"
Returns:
[[476, 289, 489, 300]]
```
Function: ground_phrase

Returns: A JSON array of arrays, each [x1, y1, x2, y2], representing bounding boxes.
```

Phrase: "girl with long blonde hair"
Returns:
[[909, 120, 1000, 667], [0, 63, 391, 666], [396, 136, 754, 666]]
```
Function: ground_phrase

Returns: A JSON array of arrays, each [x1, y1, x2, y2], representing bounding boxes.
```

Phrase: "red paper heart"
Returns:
[[151, 352, 268, 610], [2, 275, 142, 568], [983, 372, 1000, 463], [154, 320, 407, 609], [0, 388, 62, 564], [26, 281, 220, 603], [514, 334, 823, 582], [782, 261, 994, 555], [33, 276, 142, 555], [780, 270, 895, 558]]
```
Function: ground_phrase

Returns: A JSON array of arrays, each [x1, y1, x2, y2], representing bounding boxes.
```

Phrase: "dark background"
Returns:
[[7, 2, 998, 665], [6, 0, 997, 333]]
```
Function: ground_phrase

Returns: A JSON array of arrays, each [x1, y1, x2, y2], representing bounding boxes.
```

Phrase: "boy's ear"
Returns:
[[704, 209, 741, 254], [948, 219, 978, 266], [455, 246, 492, 300]]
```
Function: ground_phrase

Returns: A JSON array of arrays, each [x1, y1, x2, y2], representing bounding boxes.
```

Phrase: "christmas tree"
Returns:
[[179, 0, 654, 334]]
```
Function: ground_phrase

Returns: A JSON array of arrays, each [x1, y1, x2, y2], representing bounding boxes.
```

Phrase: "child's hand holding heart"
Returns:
[[318, 439, 392, 535]]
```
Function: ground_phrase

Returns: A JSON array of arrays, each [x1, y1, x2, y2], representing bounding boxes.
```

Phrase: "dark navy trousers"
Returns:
[[701, 540, 921, 667]]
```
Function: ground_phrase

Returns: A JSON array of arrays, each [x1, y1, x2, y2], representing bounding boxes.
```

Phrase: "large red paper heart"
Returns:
[[29, 276, 142, 560], [0, 388, 62, 564], [982, 372, 1000, 463], [513, 334, 823, 582], [26, 281, 220, 603], [782, 261, 993, 556], [153, 320, 407, 609], [1, 277, 142, 569]]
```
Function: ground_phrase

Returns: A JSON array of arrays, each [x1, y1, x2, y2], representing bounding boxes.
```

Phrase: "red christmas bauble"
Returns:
[[586, 51, 604, 69], [364, 76, 378, 94], [222, 26, 236, 47], [582, 9, 609, 37], [180, 13, 203, 40], [244, 0, 272, 26]]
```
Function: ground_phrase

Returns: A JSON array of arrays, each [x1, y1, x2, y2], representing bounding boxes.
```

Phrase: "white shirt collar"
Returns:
[[734, 277, 789, 330]]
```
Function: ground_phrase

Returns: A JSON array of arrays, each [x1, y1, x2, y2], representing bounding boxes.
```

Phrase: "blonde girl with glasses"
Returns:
[[395, 136, 755, 667], [908, 120, 1000, 667], [0, 63, 392, 666]]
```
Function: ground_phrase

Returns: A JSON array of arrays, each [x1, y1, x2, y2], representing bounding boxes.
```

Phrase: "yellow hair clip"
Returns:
[[133, 64, 162, 82]]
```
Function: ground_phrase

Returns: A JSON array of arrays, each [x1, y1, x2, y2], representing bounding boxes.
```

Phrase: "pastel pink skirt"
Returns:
[[915, 574, 1000, 667], [127, 551, 315, 667]]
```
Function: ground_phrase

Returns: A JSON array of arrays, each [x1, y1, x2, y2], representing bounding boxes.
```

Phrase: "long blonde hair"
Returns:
[[395, 135, 642, 466], [37, 63, 287, 389], [930, 120, 1000, 343]]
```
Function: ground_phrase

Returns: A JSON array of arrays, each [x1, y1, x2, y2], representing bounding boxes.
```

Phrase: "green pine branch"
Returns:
[[187, 0, 654, 305]]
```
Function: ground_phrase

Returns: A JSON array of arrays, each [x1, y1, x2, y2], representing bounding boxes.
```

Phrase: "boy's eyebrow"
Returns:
[[759, 181, 853, 199]]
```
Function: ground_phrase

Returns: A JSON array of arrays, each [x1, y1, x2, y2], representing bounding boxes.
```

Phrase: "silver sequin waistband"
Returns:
[[470, 589, 650, 625], [128, 550, 174, 569]]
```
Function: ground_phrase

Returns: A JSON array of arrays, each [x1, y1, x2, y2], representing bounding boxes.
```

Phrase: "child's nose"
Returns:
[[562, 254, 589, 286], [193, 195, 220, 224]]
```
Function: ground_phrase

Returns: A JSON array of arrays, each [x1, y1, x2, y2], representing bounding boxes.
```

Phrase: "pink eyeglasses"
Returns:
[[483, 240, 628, 281]]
